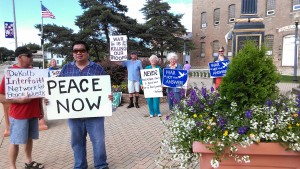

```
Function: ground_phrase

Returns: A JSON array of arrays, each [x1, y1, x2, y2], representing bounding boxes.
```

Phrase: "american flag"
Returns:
[[41, 4, 55, 19]]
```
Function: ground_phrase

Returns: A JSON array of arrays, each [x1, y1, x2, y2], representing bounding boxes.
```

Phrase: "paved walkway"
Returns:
[[0, 77, 298, 169]]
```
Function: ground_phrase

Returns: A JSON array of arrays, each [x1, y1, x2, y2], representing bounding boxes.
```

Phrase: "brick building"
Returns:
[[191, 0, 300, 74]]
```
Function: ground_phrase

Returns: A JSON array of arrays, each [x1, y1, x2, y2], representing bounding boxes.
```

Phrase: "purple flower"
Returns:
[[238, 126, 248, 135], [210, 87, 214, 93], [245, 110, 252, 119], [197, 122, 203, 126], [200, 104, 204, 109], [266, 100, 272, 107], [166, 116, 170, 120], [173, 98, 179, 105], [298, 110, 300, 117], [201, 87, 207, 97], [217, 118, 227, 128], [180, 89, 185, 98]]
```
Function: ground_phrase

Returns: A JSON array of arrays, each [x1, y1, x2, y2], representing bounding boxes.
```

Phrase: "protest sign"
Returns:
[[49, 69, 61, 77], [44, 75, 112, 120], [4, 69, 48, 99], [208, 60, 230, 78], [162, 69, 188, 88], [109, 35, 127, 61], [141, 68, 163, 98]]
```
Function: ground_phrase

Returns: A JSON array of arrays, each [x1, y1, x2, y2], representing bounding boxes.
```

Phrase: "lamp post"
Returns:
[[294, 16, 299, 82]]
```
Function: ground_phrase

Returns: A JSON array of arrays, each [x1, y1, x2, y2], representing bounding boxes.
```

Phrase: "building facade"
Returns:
[[192, 0, 300, 74]]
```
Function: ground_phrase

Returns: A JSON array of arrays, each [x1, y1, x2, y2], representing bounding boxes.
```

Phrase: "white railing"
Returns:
[[190, 69, 210, 78]]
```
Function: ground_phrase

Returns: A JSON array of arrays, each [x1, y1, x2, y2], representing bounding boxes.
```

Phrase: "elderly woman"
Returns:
[[140, 55, 163, 118], [165, 52, 183, 110], [48, 59, 59, 70]]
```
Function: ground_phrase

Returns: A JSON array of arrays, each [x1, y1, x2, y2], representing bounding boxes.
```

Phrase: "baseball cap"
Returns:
[[130, 51, 137, 55], [15, 46, 34, 57]]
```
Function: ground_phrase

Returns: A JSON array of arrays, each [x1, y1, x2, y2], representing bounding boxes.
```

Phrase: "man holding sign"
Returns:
[[54, 41, 109, 169], [0, 47, 45, 169]]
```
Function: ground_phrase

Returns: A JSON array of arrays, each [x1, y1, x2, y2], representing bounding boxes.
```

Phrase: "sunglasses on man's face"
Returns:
[[20, 54, 32, 57], [219, 51, 224, 53], [73, 49, 87, 54]]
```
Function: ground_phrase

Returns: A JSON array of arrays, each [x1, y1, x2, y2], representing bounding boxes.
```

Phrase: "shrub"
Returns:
[[219, 41, 280, 110], [100, 58, 127, 85]]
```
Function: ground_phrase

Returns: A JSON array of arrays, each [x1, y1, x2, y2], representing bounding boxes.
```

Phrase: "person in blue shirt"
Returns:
[[58, 41, 109, 169], [122, 51, 143, 108], [140, 55, 163, 118]]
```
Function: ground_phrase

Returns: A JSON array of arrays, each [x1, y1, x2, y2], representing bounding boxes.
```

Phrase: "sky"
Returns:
[[0, 0, 192, 51]]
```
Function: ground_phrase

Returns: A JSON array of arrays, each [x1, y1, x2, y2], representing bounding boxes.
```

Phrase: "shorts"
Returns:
[[128, 80, 140, 93], [9, 117, 39, 144]]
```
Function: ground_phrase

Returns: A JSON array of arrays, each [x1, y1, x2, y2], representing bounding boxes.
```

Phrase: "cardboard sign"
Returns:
[[109, 35, 127, 61], [141, 68, 163, 98], [49, 69, 61, 77], [208, 60, 230, 78], [44, 75, 112, 120], [162, 69, 188, 88], [4, 69, 48, 99]]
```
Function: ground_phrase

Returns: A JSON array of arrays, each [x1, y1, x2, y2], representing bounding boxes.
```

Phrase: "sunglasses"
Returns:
[[218, 51, 224, 52], [20, 54, 32, 57], [73, 49, 87, 54]]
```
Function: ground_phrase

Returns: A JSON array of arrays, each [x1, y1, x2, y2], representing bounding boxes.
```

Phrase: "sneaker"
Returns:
[[157, 114, 162, 117], [150, 115, 153, 118]]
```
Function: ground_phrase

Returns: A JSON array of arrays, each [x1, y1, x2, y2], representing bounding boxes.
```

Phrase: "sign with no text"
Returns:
[[110, 35, 127, 61], [44, 75, 112, 120], [162, 69, 188, 88], [4, 69, 48, 99], [141, 68, 163, 98]]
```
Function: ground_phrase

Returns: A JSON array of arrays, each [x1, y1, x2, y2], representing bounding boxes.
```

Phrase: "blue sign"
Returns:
[[209, 60, 230, 78], [4, 22, 14, 38], [163, 69, 188, 88]]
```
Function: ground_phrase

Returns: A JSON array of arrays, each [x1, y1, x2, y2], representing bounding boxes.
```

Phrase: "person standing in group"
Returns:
[[48, 59, 59, 70], [213, 46, 229, 90], [0, 47, 45, 169], [58, 41, 109, 169], [165, 52, 183, 110], [183, 61, 191, 74], [140, 55, 163, 118], [121, 51, 143, 108]]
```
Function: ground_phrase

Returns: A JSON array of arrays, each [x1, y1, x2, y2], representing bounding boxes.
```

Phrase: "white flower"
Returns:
[[210, 159, 220, 168]]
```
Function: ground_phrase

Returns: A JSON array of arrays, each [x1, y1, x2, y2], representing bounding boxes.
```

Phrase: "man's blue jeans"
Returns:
[[68, 117, 108, 169]]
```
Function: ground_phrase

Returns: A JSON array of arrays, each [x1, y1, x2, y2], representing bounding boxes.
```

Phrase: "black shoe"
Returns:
[[135, 102, 140, 108], [127, 103, 134, 108]]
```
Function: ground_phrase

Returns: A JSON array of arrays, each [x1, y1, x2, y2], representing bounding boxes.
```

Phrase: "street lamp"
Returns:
[[294, 15, 299, 82]]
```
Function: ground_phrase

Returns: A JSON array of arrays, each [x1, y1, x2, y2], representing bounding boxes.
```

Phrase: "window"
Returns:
[[228, 4, 236, 23], [265, 34, 274, 55], [266, 0, 275, 15], [200, 42, 206, 57], [227, 39, 233, 57], [293, 0, 300, 11], [201, 12, 207, 28], [213, 40, 219, 57], [214, 8, 220, 26]]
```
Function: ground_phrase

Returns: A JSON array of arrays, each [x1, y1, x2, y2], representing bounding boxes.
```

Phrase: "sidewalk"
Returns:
[[0, 77, 298, 169]]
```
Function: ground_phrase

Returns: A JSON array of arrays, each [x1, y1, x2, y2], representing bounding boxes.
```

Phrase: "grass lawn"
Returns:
[[280, 75, 300, 83]]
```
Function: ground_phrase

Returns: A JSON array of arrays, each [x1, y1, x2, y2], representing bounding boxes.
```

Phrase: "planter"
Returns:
[[193, 142, 300, 169]]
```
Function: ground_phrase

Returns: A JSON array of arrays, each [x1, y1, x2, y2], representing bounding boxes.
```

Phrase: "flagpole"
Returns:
[[40, 0, 44, 69], [12, 0, 18, 49]]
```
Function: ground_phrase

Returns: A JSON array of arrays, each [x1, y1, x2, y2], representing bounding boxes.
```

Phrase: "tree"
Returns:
[[35, 24, 76, 61], [140, 0, 187, 58], [25, 43, 41, 50], [0, 47, 14, 62], [75, 0, 148, 58]]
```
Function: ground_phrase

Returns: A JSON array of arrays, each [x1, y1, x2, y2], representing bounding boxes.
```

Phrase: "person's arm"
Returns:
[[39, 98, 44, 119], [0, 94, 31, 104]]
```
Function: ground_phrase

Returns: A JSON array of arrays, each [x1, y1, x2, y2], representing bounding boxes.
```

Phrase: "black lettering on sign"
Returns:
[[59, 80, 67, 94], [47, 80, 57, 95], [69, 79, 80, 93], [92, 78, 102, 91], [80, 79, 89, 92], [56, 96, 101, 114]]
